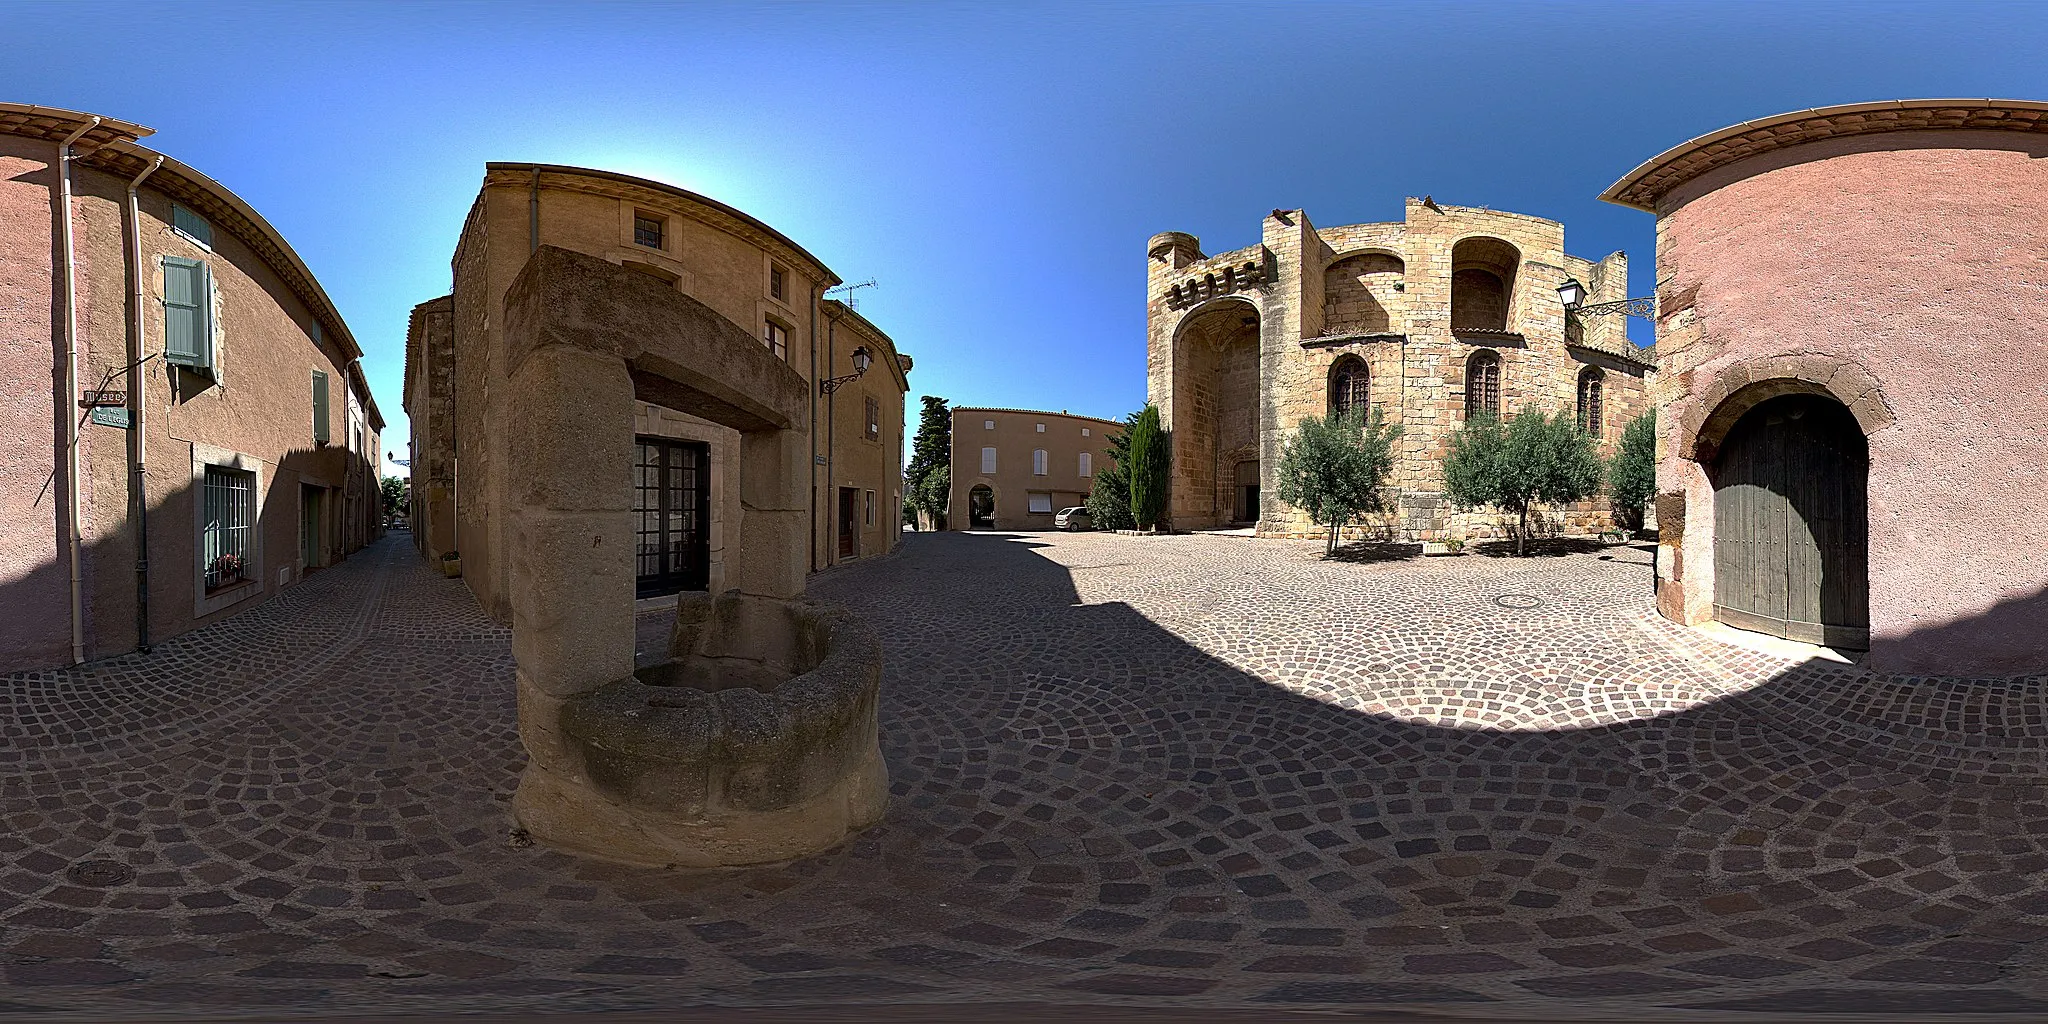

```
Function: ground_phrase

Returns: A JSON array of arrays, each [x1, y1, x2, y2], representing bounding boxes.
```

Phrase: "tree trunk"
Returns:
[[1326, 521, 1339, 558], [1517, 503, 1529, 557]]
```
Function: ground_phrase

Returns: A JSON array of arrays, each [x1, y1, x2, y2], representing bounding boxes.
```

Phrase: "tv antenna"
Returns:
[[826, 278, 877, 310]]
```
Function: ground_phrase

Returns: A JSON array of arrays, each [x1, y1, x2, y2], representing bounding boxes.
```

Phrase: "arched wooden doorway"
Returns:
[[1710, 393, 1869, 649], [968, 484, 995, 528]]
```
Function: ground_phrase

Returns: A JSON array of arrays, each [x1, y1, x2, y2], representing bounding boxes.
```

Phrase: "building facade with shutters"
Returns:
[[0, 104, 384, 673], [945, 408, 1118, 531], [403, 164, 911, 619], [1145, 200, 1654, 541], [1606, 99, 2048, 675]]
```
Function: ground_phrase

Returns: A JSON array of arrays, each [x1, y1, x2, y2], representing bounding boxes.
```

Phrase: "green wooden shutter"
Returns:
[[312, 370, 330, 444], [163, 257, 212, 368]]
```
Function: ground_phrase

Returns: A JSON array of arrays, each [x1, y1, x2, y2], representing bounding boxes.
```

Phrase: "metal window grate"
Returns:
[[202, 465, 255, 591], [1465, 351, 1500, 420], [1578, 368, 1605, 437], [1329, 358, 1369, 419]]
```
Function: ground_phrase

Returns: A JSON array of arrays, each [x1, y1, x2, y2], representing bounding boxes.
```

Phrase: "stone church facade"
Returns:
[[1146, 199, 1655, 541]]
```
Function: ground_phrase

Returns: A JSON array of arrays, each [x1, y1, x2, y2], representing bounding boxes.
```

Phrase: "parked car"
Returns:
[[1054, 506, 1092, 531]]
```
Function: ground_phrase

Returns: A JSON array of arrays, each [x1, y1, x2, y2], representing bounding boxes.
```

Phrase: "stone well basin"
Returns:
[[515, 591, 887, 868]]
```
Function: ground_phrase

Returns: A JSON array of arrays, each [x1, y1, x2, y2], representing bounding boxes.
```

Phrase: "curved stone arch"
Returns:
[[1683, 355, 1895, 462], [1322, 250, 1405, 336], [1449, 234, 1523, 332], [965, 480, 1000, 526], [1169, 293, 1263, 346], [1327, 245, 1407, 266]]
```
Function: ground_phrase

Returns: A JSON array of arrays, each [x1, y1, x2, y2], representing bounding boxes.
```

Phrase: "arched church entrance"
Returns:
[[1710, 393, 1870, 649], [1171, 298, 1260, 529]]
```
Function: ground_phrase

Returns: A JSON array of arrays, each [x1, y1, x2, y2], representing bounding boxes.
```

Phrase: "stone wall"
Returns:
[[1147, 200, 1654, 542]]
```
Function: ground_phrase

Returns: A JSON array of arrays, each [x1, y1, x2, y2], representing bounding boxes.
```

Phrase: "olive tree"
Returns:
[[1273, 407, 1403, 557], [1442, 410, 1603, 556], [1608, 411, 1657, 531]]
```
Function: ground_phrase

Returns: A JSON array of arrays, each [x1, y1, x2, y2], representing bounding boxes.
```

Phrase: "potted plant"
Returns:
[[440, 550, 462, 578]]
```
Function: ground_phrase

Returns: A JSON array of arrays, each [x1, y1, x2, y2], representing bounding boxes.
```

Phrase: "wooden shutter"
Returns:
[[163, 258, 212, 368], [312, 370, 330, 444]]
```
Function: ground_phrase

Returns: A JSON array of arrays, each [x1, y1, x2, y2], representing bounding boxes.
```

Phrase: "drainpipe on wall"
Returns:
[[528, 165, 540, 253], [825, 312, 836, 565], [807, 283, 818, 573], [125, 153, 163, 653], [57, 116, 100, 666]]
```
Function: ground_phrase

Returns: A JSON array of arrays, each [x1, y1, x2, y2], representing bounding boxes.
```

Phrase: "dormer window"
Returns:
[[634, 214, 665, 249]]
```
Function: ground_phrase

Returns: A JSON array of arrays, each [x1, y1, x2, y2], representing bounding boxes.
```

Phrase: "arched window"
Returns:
[[1465, 350, 1501, 420], [1328, 357, 1370, 420], [1577, 367, 1606, 437]]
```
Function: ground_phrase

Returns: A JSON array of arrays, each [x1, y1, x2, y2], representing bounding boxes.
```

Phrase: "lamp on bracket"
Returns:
[[1557, 277, 1656, 321], [820, 345, 873, 395]]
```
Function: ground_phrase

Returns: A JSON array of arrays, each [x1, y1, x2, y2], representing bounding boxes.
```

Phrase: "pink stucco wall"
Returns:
[[1655, 129, 2048, 676], [0, 137, 72, 670], [0, 130, 385, 674]]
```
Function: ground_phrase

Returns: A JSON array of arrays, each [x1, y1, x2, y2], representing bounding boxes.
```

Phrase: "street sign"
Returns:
[[80, 390, 126, 408], [90, 407, 131, 429]]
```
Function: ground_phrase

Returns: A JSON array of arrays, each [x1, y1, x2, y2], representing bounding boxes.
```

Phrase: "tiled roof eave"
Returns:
[[1599, 99, 2048, 212]]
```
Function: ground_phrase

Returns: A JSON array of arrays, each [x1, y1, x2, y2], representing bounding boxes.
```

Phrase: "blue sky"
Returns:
[[8, 1, 2045, 474]]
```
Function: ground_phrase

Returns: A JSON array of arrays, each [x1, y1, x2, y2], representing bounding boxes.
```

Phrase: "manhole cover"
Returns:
[[66, 860, 134, 887], [1493, 593, 1543, 610]]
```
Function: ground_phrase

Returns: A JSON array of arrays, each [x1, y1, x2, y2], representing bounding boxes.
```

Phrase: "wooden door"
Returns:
[[633, 438, 710, 597], [838, 488, 858, 558], [1712, 394, 1869, 648]]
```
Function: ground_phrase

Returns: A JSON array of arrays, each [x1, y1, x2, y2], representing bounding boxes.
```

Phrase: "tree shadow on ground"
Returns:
[[1323, 540, 1423, 563], [1471, 536, 1612, 558]]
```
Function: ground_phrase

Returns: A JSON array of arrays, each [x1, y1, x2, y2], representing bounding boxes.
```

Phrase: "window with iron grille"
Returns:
[[763, 320, 788, 359], [865, 396, 879, 440], [1465, 350, 1501, 420], [634, 214, 664, 249], [770, 266, 785, 300], [1328, 357, 1370, 419], [202, 465, 256, 592], [1577, 367, 1606, 437]]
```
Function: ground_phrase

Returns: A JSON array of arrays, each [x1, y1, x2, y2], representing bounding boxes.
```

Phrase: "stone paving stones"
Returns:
[[3, 530, 2047, 1017]]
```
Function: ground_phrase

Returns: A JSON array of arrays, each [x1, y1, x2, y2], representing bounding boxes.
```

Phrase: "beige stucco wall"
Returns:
[[0, 127, 381, 672], [1147, 201, 1654, 540], [430, 165, 908, 620], [821, 302, 909, 564], [947, 408, 1116, 531]]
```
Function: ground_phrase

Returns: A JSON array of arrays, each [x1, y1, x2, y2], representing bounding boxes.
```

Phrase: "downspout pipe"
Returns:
[[126, 153, 163, 653], [807, 284, 818, 573], [57, 116, 100, 665]]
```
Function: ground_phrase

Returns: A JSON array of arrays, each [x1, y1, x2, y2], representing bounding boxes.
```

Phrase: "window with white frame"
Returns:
[[1028, 492, 1053, 514], [1032, 449, 1047, 475], [763, 319, 789, 359], [1035, 423, 1045, 432], [980, 447, 996, 474], [983, 419, 994, 430], [1079, 452, 1092, 477], [1082, 428, 1090, 437], [202, 464, 255, 592]]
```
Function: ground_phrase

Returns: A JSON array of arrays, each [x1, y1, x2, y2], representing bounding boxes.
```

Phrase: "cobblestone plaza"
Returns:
[[5, 530, 2048, 1018]]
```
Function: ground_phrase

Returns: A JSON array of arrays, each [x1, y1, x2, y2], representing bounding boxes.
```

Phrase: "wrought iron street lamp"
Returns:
[[819, 345, 873, 395], [1557, 277, 1656, 320]]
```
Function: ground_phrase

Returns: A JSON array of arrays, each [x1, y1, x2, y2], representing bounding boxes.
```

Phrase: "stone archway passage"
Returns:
[[1711, 394, 1870, 648]]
